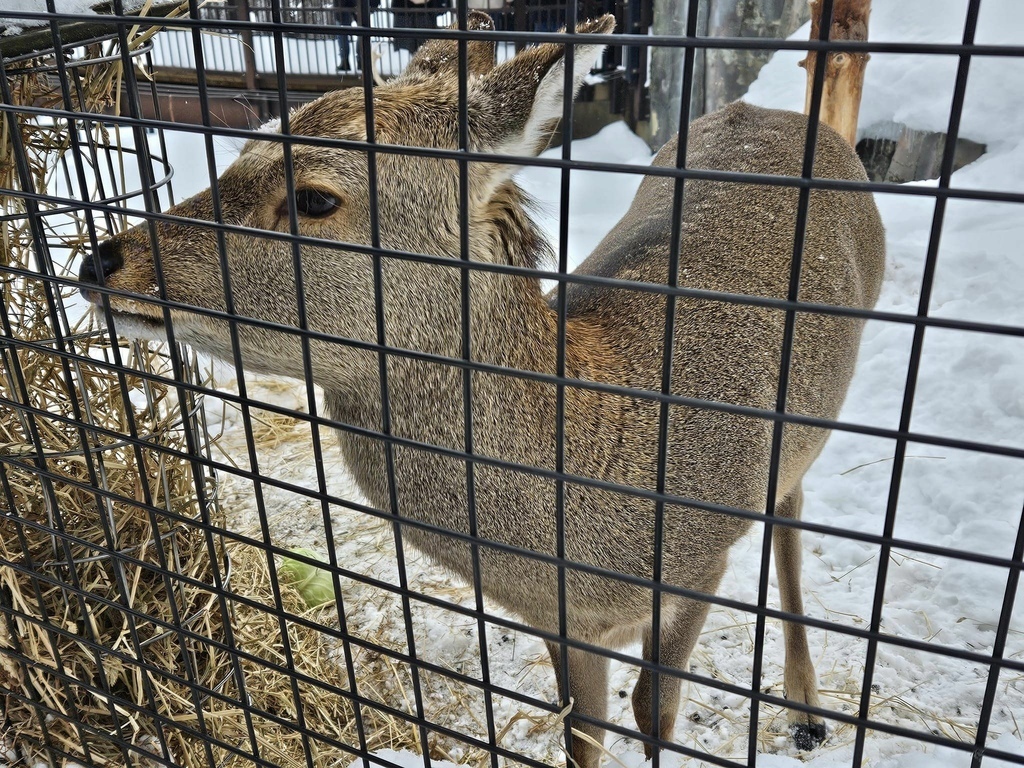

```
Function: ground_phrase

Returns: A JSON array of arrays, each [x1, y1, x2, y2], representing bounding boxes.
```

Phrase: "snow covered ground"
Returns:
[[9, 0, 1024, 766]]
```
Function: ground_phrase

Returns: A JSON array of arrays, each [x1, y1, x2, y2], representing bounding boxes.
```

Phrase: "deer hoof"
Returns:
[[790, 721, 826, 751]]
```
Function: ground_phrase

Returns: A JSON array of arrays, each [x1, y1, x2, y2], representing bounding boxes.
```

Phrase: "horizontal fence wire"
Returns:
[[5, 105, 1024, 204], [1, 2, 1023, 768], [4, 7, 1024, 56]]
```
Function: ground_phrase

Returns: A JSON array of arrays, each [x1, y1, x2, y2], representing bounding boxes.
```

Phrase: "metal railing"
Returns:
[[145, 0, 631, 80]]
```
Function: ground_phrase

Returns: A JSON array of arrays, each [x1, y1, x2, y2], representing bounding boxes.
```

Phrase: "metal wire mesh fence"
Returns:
[[1, 1, 1023, 767]]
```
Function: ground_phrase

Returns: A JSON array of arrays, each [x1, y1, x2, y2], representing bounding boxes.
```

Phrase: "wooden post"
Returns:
[[799, 0, 871, 146], [237, 0, 258, 92]]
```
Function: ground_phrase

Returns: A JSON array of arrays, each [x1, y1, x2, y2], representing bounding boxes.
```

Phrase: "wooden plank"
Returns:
[[150, 66, 359, 92]]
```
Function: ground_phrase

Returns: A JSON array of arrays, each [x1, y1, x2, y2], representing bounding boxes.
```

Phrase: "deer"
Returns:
[[78, 11, 885, 768]]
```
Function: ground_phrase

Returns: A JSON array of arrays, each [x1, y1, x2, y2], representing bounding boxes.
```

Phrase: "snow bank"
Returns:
[[516, 120, 655, 275], [744, 0, 1024, 150]]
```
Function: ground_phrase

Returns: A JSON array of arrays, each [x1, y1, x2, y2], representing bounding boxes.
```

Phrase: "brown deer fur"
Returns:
[[79, 12, 885, 767]]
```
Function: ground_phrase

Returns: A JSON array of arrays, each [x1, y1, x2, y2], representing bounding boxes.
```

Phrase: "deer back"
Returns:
[[564, 101, 885, 528]]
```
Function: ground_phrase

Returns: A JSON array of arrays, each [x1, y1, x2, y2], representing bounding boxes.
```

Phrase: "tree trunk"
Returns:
[[704, 0, 810, 113], [649, 0, 706, 150], [799, 0, 871, 146], [649, 0, 810, 151]]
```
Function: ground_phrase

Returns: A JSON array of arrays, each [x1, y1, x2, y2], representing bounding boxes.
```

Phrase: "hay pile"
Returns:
[[0, 20, 417, 768]]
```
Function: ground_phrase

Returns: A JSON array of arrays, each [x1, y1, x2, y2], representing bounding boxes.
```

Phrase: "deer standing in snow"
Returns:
[[79, 11, 884, 767]]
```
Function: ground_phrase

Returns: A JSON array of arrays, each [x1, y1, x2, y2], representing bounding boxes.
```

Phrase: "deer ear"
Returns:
[[468, 15, 615, 161], [396, 10, 497, 81]]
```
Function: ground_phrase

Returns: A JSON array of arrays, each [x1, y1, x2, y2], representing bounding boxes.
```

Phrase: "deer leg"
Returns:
[[773, 486, 825, 749], [631, 579, 722, 758], [545, 639, 609, 768]]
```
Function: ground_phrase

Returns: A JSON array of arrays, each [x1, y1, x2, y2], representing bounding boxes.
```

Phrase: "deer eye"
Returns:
[[293, 188, 338, 217]]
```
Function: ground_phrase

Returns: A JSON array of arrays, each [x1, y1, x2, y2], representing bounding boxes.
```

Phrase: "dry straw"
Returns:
[[0, 11, 419, 767]]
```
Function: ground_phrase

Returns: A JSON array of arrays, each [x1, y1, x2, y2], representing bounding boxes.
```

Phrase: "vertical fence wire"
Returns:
[[972, 497, 1024, 768], [553, 0, 580, 759], [183, 1, 269, 762], [850, 1, 983, 764], [746, 0, 836, 762], [648, 2, 700, 767], [352, 2, 435, 764], [455, 5, 502, 767]]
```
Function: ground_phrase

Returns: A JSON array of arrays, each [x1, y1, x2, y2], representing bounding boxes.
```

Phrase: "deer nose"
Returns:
[[78, 240, 123, 289]]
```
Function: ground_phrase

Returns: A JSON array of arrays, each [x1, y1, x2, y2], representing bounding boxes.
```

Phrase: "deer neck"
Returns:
[[323, 185, 602, 517]]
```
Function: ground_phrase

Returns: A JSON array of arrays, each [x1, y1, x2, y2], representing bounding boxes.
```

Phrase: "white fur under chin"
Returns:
[[94, 305, 171, 344]]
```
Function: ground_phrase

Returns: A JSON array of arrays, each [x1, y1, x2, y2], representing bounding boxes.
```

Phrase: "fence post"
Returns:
[[513, 0, 527, 52], [237, 0, 258, 91]]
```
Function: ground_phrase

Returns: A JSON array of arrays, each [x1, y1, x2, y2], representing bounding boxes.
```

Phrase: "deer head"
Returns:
[[79, 12, 616, 389]]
